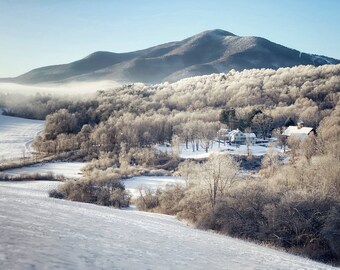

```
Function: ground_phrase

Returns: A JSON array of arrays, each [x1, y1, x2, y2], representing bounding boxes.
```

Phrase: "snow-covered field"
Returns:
[[123, 176, 185, 197], [2, 161, 86, 179], [158, 141, 284, 159], [0, 114, 44, 161], [0, 181, 334, 270]]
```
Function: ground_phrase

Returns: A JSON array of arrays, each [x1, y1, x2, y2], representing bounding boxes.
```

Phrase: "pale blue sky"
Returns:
[[0, 0, 339, 77]]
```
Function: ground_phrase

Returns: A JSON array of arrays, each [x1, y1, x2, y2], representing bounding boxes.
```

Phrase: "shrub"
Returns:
[[166, 175, 340, 265], [50, 173, 130, 208], [134, 188, 161, 211], [49, 189, 65, 199], [190, 185, 340, 265], [321, 206, 340, 261], [135, 184, 185, 215], [158, 184, 185, 215]]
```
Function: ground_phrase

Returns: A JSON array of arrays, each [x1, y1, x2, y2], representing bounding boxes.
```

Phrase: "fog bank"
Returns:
[[0, 80, 121, 96]]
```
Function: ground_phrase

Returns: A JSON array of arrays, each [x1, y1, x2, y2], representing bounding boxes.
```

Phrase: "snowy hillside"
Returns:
[[0, 181, 335, 270], [0, 114, 44, 160]]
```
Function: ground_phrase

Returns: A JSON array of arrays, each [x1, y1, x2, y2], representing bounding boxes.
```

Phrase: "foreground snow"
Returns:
[[0, 114, 44, 161], [0, 181, 334, 270], [2, 161, 86, 179]]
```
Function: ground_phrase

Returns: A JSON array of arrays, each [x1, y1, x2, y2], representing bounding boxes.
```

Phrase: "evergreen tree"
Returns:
[[219, 107, 237, 130]]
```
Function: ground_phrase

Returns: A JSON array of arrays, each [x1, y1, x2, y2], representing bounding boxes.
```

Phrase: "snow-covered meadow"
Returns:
[[158, 141, 284, 159], [0, 114, 44, 160], [0, 181, 335, 270]]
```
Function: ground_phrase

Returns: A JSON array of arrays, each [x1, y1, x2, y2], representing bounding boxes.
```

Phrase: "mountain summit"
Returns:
[[3, 29, 339, 84]]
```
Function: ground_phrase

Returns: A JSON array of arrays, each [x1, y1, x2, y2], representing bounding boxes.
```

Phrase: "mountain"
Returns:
[[2, 29, 340, 84]]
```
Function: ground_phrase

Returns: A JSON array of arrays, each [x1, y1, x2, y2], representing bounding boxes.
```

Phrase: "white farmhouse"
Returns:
[[229, 129, 256, 145], [244, 133, 256, 145], [229, 129, 244, 144]]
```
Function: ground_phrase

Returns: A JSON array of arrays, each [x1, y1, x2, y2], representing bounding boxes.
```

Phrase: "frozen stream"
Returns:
[[123, 175, 185, 197]]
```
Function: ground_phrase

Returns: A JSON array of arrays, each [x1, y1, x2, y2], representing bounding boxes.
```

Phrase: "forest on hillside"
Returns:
[[1, 64, 339, 265], [1, 64, 339, 158]]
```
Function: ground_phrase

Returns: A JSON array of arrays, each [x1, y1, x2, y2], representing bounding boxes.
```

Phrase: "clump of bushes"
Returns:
[[0, 172, 64, 181], [134, 184, 185, 215], [49, 172, 130, 208], [195, 185, 340, 264], [135, 176, 340, 265]]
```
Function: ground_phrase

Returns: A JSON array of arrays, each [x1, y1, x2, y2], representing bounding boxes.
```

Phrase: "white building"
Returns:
[[244, 133, 257, 145], [229, 129, 256, 145]]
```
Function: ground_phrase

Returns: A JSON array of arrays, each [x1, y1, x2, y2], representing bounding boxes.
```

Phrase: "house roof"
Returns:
[[229, 129, 243, 136], [282, 126, 314, 137]]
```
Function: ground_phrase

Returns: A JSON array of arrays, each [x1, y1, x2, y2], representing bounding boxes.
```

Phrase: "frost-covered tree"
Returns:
[[251, 113, 273, 139], [197, 154, 240, 208]]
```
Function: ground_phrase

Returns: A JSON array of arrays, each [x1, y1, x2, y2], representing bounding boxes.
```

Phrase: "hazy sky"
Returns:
[[0, 0, 339, 77]]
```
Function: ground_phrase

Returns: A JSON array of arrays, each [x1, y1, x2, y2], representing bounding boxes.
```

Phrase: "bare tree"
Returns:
[[198, 122, 219, 153], [287, 135, 302, 163], [171, 135, 181, 157], [119, 143, 130, 175], [300, 134, 317, 164], [261, 144, 280, 177], [178, 160, 199, 187], [197, 154, 240, 208]]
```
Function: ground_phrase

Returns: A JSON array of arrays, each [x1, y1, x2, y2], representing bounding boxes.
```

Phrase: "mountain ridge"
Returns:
[[2, 29, 339, 84]]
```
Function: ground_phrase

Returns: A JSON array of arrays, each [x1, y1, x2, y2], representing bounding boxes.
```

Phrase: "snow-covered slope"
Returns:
[[0, 181, 334, 270], [0, 114, 44, 160]]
